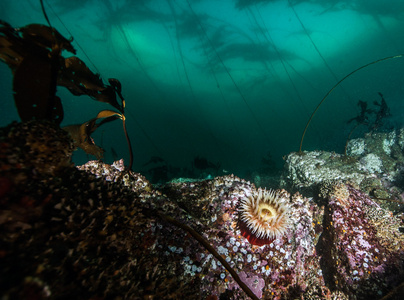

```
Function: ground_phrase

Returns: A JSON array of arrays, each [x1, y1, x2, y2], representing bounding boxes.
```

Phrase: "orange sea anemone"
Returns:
[[238, 188, 290, 246]]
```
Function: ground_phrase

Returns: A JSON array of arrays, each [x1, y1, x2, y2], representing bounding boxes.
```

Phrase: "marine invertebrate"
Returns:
[[0, 120, 74, 176], [160, 176, 324, 299], [238, 188, 290, 246], [319, 184, 404, 298], [318, 180, 350, 206]]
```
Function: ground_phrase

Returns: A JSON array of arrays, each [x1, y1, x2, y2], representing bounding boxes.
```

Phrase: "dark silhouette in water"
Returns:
[[344, 92, 392, 155], [111, 147, 118, 161], [261, 151, 278, 172], [347, 100, 373, 126], [346, 93, 392, 131], [344, 100, 373, 155], [193, 156, 220, 172], [373, 92, 391, 130], [299, 54, 402, 152], [143, 156, 166, 166]]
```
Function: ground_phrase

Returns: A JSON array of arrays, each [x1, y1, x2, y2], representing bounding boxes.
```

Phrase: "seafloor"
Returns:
[[1, 120, 404, 300]]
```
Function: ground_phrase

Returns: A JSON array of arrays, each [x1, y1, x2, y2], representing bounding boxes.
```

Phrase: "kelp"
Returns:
[[156, 211, 260, 300], [0, 21, 72, 123], [299, 54, 403, 153], [0, 20, 133, 170], [12, 52, 64, 122], [0, 21, 123, 120], [59, 56, 123, 112], [63, 110, 122, 160]]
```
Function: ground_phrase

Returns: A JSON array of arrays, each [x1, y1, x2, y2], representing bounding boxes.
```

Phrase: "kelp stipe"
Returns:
[[299, 54, 403, 153], [109, 78, 134, 171], [157, 211, 259, 300]]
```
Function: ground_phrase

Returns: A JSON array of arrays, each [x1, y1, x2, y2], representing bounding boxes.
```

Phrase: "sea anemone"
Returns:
[[238, 188, 290, 246]]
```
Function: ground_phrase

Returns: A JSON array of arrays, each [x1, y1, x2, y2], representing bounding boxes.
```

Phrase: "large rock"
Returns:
[[281, 128, 404, 207], [1, 121, 404, 299], [318, 184, 404, 299]]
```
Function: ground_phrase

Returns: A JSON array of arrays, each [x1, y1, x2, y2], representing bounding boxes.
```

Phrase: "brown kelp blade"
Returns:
[[13, 54, 64, 124], [0, 21, 32, 72], [1, 21, 75, 124], [59, 56, 123, 112], [0, 22, 76, 70], [62, 110, 122, 159], [19, 23, 76, 54], [1, 20, 131, 166], [108, 78, 124, 105], [95, 110, 122, 120], [0, 35, 23, 70], [1, 21, 123, 119]]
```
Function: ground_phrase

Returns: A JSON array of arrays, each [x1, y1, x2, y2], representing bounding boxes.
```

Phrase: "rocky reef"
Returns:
[[281, 128, 404, 211], [1, 120, 404, 299]]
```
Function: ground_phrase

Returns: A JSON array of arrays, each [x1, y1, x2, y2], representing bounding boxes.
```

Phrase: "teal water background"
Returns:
[[1, 0, 404, 179]]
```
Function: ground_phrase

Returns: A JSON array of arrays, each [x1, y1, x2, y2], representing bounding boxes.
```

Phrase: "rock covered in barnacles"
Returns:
[[0, 120, 74, 176], [0, 121, 203, 299], [347, 130, 403, 161], [0, 161, 203, 298], [281, 151, 368, 193], [283, 128, 404, 205], [0, 118, 331, 300], [318, 180, 350, 206], [3, 121, 404, 299], [319, 183, 404, 299], [77, 159, 153, 193], [161, 176, 327, 299]]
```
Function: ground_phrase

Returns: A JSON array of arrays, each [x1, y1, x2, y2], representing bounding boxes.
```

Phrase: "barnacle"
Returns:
[[318, 180, 350, 206], [0, 120, 74, 175]]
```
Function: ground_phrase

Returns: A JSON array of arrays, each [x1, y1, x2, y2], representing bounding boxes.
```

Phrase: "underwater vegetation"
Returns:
[[0, 15, 134, 169], [347, 93, 391, 130], [344, 92, 393, 155], [299, 54, 403, 153]]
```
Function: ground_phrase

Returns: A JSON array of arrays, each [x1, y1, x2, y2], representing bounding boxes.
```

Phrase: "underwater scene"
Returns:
[[1, 0, 404, 299]]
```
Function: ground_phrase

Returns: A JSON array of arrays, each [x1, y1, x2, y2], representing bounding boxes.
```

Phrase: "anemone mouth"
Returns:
[[238, 188, 290, 246], [257, 203, 277, 222]]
